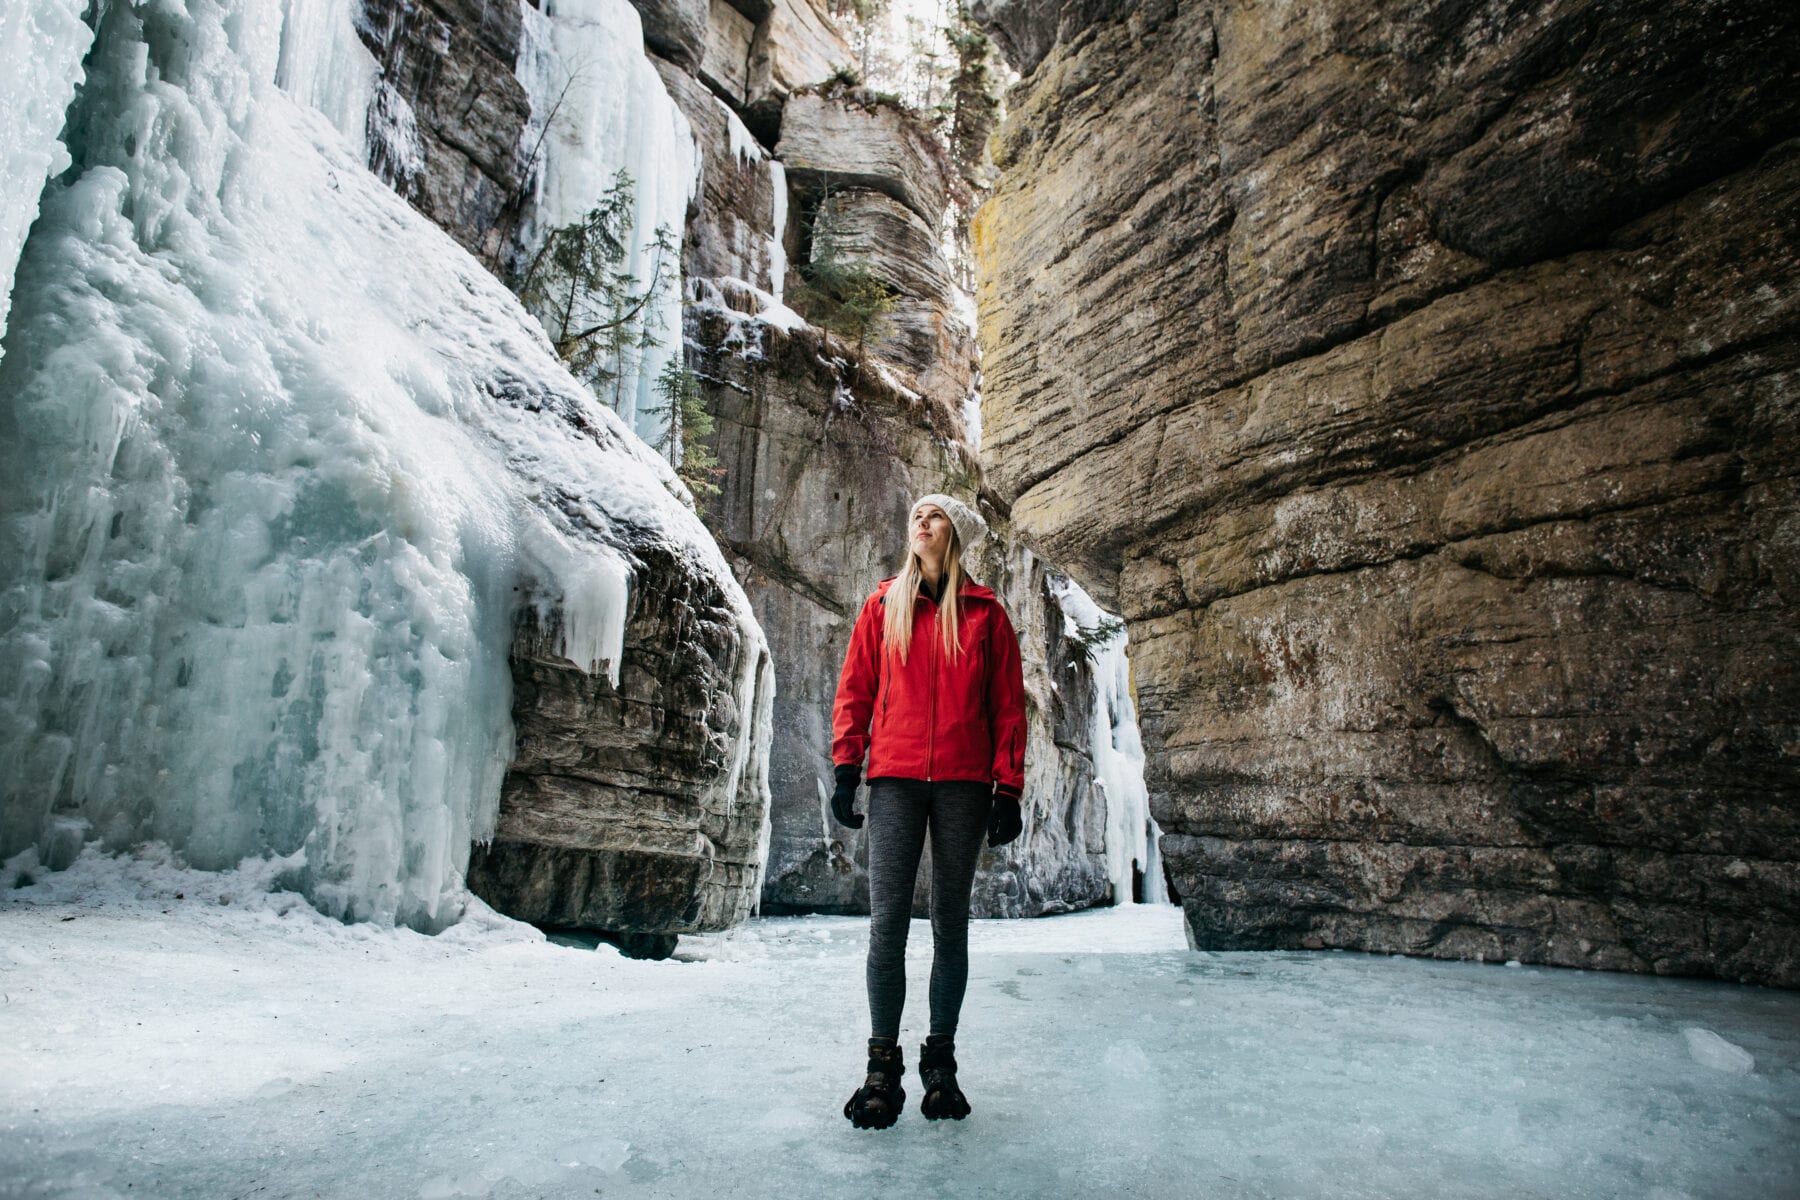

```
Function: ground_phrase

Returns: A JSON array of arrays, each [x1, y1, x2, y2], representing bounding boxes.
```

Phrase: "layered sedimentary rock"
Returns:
[[467, 540, 773, 950], [694, 0, 853, 137], [811, 187, 976, 411], [975, 0, 1800, 983], [355, 0, 532, 262], [778, 90, 949, 228]]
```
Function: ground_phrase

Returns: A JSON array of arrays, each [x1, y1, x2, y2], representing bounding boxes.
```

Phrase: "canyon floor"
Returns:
[[1, 851, 1796, 1200]]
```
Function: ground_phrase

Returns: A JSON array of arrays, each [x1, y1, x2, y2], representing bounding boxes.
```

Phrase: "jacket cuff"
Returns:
[[992, 782, 1021, 802]]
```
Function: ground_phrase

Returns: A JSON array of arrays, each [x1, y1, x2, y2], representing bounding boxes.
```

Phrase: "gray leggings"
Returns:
[[864, 777, 993, 1041]]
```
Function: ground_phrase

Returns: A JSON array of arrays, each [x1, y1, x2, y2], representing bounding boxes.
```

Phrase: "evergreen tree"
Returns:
[[791, 189, 897, 368], [512, 170, 676, 413], [647, 358, 723, 499]]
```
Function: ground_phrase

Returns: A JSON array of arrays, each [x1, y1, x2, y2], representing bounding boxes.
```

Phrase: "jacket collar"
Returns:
[[875, 576, 996, 603]]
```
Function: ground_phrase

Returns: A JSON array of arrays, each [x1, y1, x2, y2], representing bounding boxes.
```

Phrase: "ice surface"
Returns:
[[2, 849, 1797, 1199], [1047, 575, 1169, 904], [514, 0, 698, 446], [0, 0, 764, 929], [0, 0, 92, 348]]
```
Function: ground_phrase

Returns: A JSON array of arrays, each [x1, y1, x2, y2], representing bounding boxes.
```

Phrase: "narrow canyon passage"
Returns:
[[1, 0, 1795, 1193], [3, 858, 1797, 1200]]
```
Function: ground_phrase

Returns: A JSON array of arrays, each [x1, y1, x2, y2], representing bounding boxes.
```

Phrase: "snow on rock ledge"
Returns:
[[0, 0, 770, 933]]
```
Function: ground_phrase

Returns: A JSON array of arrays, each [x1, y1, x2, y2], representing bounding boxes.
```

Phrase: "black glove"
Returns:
[[987, 785, 1023, 847], [830, 764, 864, 829]]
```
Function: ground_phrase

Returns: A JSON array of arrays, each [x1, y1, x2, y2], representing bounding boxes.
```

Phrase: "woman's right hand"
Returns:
[[987, 786, 1023, 847], [831, 765, 864, 829]]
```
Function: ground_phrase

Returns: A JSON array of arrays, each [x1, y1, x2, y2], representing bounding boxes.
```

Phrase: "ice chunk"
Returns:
[[1684, 1027, 1755, 1074], [553, 1137, 630, 1173]]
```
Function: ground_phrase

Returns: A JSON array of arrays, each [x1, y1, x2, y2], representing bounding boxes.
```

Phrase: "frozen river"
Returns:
[[2, 850, 1796, 1199]]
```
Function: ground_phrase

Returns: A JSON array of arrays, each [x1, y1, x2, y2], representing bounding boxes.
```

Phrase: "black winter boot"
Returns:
[[843, 1038, 906, 1129], [918, 1035, 971, 1120]]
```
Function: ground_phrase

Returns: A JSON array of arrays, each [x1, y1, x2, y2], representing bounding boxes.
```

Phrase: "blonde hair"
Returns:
[[882, 521, 967, 664]]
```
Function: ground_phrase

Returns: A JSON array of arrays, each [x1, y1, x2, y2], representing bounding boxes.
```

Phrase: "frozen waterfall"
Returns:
[[514, 0, 699, 447], [1048, 576, 1171, 906], [0, 0, 763, 928]]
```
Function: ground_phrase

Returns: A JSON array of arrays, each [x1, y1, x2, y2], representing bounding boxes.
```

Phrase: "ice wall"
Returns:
[[0, 0, 763, 929], [1048, 576, 1170, 905], [0, 0, 93, 348], [514, 0, 699, 446]]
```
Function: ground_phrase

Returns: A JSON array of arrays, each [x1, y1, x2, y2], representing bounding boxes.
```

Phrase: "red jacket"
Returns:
[[832, 576, 1027, 792]]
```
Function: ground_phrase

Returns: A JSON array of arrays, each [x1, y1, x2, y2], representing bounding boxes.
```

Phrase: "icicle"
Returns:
[[273, 0, 379, 154], [767, 158, 788, 302]]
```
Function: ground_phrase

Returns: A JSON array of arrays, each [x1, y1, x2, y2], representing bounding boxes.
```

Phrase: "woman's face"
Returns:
[[911, 504, 952, 562]]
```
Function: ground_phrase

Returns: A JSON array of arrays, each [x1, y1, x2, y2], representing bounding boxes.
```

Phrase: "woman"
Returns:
[[829, 493, 1027, 1130]]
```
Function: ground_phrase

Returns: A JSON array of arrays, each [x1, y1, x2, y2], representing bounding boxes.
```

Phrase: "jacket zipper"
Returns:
[[926, 593, 937, 781]]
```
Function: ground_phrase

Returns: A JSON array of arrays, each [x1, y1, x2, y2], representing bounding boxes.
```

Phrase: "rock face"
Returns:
[[356, 0, 532, 263], [697, 0, 854, 138], [653, 58, 786, 295], [467, 540, 773, 947], [975, 0, 1800, 984], [626, 0, 710, 69], [653, 36, 1124, 917], [962, 0, 1059, 77], [812, 188, 976, 411], [778, 91, 949, 230]]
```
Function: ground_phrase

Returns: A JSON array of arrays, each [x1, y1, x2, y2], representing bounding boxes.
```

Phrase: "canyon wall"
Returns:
[[975, 0, 1800, 984], [660, 61, 1122, 916]]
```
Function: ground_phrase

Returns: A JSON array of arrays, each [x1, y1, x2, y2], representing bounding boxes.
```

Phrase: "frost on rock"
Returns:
[[514, 0, 699, 447], [0, 0, 92, 348], [1047, 575, 1170, 905], [0, 0, 767, 931]]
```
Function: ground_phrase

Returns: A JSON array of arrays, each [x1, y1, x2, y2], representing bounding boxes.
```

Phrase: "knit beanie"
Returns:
[[911, 493, 987, 552]]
